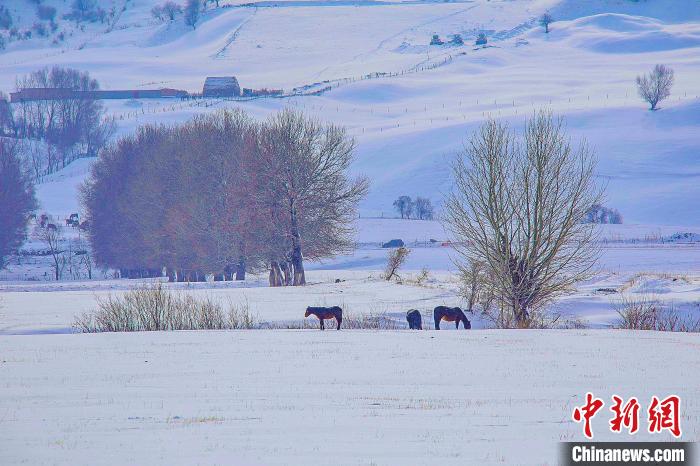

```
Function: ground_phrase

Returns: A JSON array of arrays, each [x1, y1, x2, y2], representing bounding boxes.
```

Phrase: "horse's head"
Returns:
[[456, 308, 471, 329], [304, 307, 312, 318], [463, 316, 472, 329]]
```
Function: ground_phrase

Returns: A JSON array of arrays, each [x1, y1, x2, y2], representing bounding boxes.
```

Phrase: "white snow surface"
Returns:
[[1, 329, 699, 465]]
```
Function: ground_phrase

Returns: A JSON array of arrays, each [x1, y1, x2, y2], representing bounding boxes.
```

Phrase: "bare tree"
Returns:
[[0, 92, 13, 136], [184, 0, 200, 28], [37, 5, 57, 23], [445, 112, 602, 326], [70, 0, 102, 22], [585, 204, 622, 224], [257, 109, 369, 285], [0, 5, 13, 30], [160, 1, 183, 21], [75, 237, 94, 279], [540, 13, 554, 33], [457, 258, 485, 313], [36, 224, 65, 280], [151, 5, 165, 21], [414, 197, 434, 220], [383, 246, 410, 281], [0, 139, 37, 269], [393, 195, 413, 219], [636, 64, 674, 111]]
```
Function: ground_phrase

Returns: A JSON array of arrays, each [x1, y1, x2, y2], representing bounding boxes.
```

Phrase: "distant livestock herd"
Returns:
[[31, 212, 89, 232], [304, 306, 471, 330]]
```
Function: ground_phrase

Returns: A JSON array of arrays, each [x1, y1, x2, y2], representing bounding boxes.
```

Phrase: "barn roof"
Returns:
[[203, 77, 239, 89]]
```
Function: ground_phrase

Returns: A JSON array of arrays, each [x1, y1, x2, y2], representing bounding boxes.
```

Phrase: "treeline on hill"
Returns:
[[584, 204, 622, 224], [82, 109, 369, 286], [0, 66, 114, 181]]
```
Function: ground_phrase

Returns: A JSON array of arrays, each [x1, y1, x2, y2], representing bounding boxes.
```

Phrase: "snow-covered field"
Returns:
[[2, 330, 699, 466], [2, 0, 700, 463]]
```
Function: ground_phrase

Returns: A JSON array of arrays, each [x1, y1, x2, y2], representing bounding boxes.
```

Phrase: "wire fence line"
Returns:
[[109, 88, 700, 141]]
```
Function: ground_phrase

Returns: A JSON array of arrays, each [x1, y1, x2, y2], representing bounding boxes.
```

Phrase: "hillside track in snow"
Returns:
[[212, 8, 259, 60]]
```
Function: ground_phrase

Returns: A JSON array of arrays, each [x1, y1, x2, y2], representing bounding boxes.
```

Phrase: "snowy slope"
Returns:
[[2, 0, 699, 226]]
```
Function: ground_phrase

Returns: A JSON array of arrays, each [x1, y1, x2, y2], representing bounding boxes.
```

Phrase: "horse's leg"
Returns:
[[320, 318, 324, 330], [336, 315, 341, 330], [434, 315, 440, 330], [455, 320, 460, 329]]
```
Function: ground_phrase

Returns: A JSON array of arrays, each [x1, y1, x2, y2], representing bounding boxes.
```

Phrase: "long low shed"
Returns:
[[9, 88, 189, 102]]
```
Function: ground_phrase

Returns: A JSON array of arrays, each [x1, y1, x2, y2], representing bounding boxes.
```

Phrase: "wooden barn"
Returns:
[[202, 76, 241, 97]]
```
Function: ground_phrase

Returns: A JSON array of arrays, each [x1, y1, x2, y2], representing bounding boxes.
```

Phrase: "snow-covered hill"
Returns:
[[2, 0, 699, 226]]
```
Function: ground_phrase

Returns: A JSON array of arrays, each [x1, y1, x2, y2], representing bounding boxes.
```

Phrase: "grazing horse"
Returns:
[[305, 306, 343, 330], [406, 309, 422, 330], [433, 306, 471, 330]]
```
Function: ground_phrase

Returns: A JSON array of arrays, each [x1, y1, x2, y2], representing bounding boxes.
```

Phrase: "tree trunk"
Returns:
[[286, 260, 294, 286], [289, 202, 306, 285], [269, 261, 283, 287], [280, 260, 292, 286], [235, 256, 246, 281], [513, 299, 530, 326]]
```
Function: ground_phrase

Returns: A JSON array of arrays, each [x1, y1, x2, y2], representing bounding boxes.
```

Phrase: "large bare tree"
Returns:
[[257, 109, 369, 285], [445, 112, 602, 326]]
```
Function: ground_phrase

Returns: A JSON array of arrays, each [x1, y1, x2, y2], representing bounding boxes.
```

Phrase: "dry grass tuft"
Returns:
[[480, 306, 587, 329], [73, 283, 256, 332], [614, 294, 700, 332]]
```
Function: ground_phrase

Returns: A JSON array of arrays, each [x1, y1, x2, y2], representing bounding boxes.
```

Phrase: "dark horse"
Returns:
[[433, 306, 471, 330], [305, 306, 343, 330], [406, 309, 422, 330]]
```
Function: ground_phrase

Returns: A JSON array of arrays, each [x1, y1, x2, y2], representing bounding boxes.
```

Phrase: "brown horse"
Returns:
[[305, 306, 343, 330], [433, 306, 471, 330]]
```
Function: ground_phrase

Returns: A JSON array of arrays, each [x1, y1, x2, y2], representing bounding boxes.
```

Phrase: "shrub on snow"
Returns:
[[74, 283, 257, 332]]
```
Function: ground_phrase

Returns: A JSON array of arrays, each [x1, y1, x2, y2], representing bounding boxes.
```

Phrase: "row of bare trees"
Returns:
[[82, 109, 368, 286], [2, 66, 114, 180]]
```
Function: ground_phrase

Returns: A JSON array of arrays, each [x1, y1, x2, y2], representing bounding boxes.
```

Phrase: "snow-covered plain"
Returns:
[[2, 330, 700, 466], [3, 218, 700, 335], [2, 0, 700, 464]]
